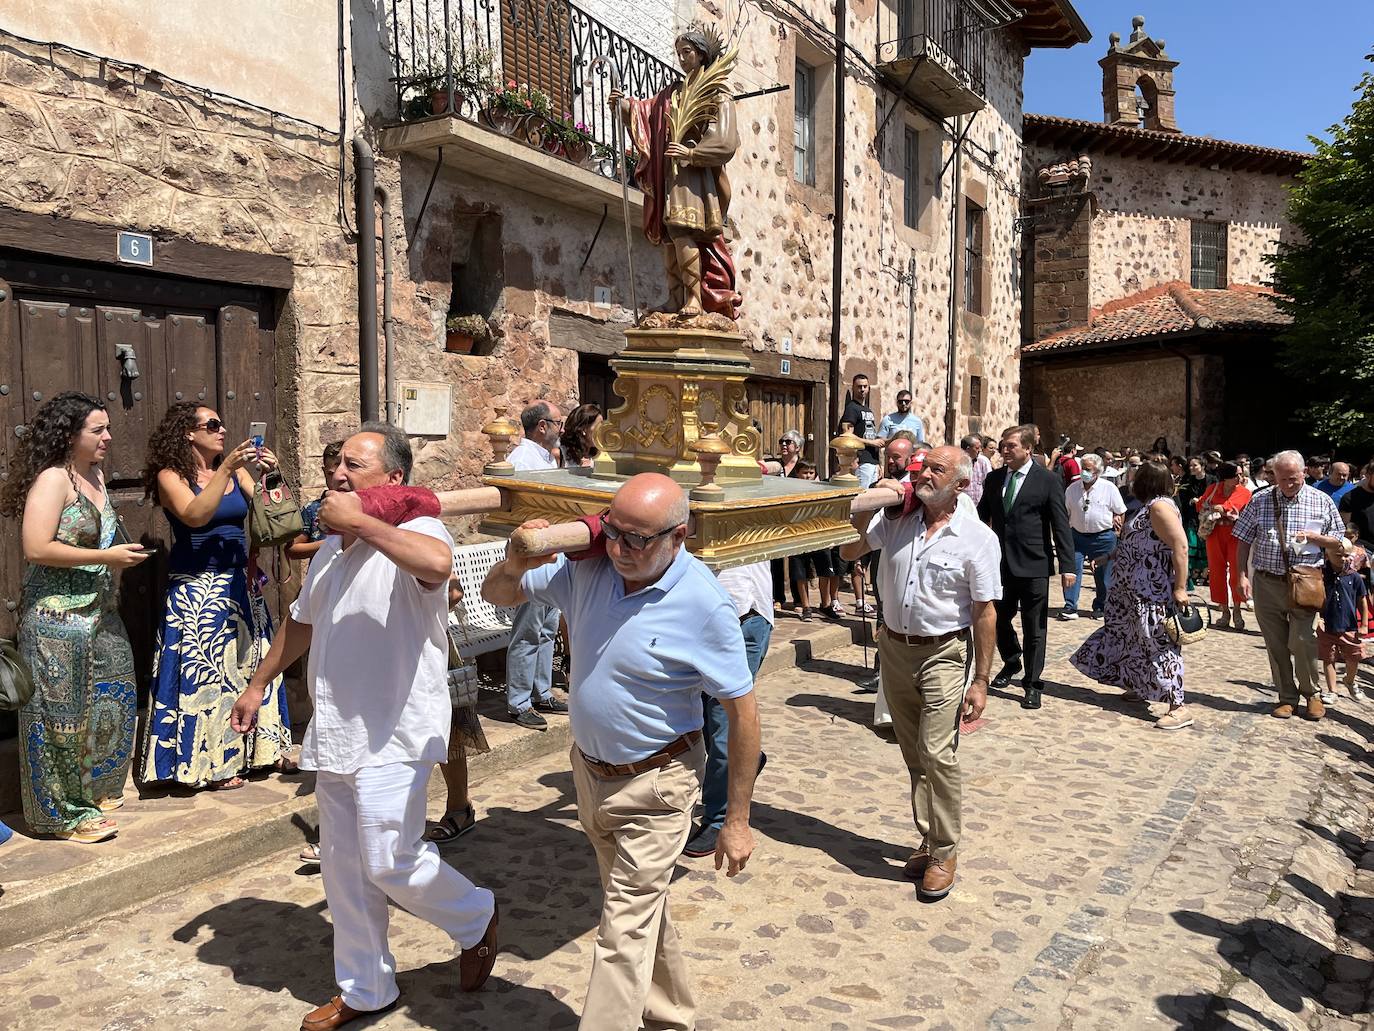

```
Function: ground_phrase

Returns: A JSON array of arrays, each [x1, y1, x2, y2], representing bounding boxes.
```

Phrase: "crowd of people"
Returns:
[[4, 377, 1372, 1031]]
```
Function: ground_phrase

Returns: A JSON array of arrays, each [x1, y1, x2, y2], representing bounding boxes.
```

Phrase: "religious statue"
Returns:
[[609, 25, 741, 321]]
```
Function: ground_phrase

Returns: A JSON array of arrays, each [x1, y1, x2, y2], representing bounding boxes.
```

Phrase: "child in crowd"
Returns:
[[792, 461, 843, 621], [1318, 535, 1368, 704], [285, 440, 343, 564]]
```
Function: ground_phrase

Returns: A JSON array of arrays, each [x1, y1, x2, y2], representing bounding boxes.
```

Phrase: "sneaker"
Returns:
[[510, 708, 549, 730], [1056, 609, 1079, 621], [1320, 692, 1337, 705], [818, 604, 840, 620], [854, 602, 877, 616], [1348, 687, 1367, 702], [830, 601, 847, 616], [533, 695, 569, 714], [800, 607, 814, 622], [1155, 708, 1194, 731], [856, 674, 879, 694], [1088, 609, 1104, 620]]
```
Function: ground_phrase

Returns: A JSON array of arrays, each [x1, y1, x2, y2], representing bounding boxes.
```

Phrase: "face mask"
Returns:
[[1080, 470, 1096, 485]]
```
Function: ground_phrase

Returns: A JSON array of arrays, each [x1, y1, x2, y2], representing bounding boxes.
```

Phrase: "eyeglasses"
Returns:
[[602, 520, 683, 551], [543, 418, 564, 429], [197, 419, 224, 433], [897, 398, 911, 405]]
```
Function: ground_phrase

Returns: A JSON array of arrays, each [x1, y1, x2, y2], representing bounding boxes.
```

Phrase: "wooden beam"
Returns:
[[0, 207, 294, 290]]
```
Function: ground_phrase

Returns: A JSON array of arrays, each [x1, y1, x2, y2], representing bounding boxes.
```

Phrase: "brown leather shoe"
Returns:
[[1304, 695, 1326, 721], [1272, 704, 1294, 719], [918, 855, 957, 901], [903, 847, 930, 882], [300, 995, 397, 1031], [460, 902, 499, 992]]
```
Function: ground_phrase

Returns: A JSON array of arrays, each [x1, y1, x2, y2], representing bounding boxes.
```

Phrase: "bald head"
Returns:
[[610, 473, 688, 532]]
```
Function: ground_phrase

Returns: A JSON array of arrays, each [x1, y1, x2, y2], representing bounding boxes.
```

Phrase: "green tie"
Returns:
[[1003, 469, 1020, 514]]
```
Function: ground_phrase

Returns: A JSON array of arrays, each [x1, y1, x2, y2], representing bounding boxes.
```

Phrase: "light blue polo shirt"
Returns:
[[522, 546, 754, 764]]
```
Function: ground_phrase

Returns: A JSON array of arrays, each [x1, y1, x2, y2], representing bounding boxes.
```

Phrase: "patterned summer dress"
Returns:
[[18, 491, 137, 834], [138, 481, 290, 786], [1070, 497, 1185, 705]]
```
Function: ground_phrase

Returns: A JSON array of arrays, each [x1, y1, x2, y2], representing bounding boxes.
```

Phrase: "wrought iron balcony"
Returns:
[[387, 0, 677, 182], [877, 0, 1008, 117]]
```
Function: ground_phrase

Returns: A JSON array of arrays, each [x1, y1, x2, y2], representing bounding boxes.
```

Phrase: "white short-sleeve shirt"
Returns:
[[866, 500, 1003, 636], [1065, 478, 1127, 534], [291, 516, 453, 774]]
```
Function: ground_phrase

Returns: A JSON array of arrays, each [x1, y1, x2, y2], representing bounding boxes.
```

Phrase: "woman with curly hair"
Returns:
[[560, 403, 602, 469], [1, 391, 148, 842], [137, 402, 291, 789]]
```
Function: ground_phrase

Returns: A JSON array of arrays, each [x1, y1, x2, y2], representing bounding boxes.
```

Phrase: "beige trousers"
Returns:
[[1252, 571, 1320, 705], [878, 629, 971, 861], [571, 739, 705, 1031]]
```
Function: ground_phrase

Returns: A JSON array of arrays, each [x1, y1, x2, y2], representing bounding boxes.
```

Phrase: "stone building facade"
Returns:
[[1018, 17, 1307, 457]]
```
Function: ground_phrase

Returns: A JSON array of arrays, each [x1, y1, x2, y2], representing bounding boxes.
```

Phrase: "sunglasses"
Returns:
[[602, 519, 683, 551], [897, 398, 911, 405], [197, 419, 225, 433]]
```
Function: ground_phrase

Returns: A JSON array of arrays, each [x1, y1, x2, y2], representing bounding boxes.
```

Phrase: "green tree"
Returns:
[[1271, 53, 1374, 450]]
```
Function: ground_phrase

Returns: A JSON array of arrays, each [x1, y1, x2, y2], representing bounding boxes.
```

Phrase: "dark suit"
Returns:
[[977, 460, 1074, 693]]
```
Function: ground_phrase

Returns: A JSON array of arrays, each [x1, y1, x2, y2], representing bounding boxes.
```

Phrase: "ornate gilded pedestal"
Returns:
[[479, 321, 860, 570]]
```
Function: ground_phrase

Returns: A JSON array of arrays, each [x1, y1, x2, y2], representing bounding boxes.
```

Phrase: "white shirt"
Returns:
[[1065, 477, 1126, 533], [716, 561, 775, 626], [508, 437, 556, 472], [291, 516, 453, 774], [866, 499, 1003, 636]]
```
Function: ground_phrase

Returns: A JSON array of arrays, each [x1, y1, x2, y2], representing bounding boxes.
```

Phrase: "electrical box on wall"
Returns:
[[400, 382, 452, 436]]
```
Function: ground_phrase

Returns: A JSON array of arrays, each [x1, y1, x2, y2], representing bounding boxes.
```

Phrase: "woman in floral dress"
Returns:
[[1, 392, 150, 842], [1071, 461, 1194, 731], [138, 402, 290, 789]]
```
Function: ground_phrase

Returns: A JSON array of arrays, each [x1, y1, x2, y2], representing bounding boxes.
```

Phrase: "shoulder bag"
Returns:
[[1275, 491, 1325, 612], [249, 470, 305, 549], [0, 636, 34, 710]]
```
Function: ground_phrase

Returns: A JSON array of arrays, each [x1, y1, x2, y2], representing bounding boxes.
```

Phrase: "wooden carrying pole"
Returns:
[[494, 486, 906, 559]]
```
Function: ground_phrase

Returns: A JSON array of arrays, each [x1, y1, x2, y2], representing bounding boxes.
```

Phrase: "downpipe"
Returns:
[[354, 135, 379, 423]]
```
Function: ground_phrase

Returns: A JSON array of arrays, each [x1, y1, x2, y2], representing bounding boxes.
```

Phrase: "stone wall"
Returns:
[[1023, 143, 1296, 310]]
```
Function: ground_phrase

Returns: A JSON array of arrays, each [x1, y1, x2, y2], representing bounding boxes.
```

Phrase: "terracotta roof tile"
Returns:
[[1023, 283, 1291, 355]]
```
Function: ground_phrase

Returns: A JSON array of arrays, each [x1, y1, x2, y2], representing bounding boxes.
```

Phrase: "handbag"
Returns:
[[1275, 492, 1326, 612], [249, 470, 305, 549], [1165, 598, 1208, 646], [0, 636, 35, 710], [445, 555, 482, 710]]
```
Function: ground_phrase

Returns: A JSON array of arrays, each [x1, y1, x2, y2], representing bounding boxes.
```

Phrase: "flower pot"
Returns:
[[445, 331, 475, 354], [562, 138, 591, 166], [479, 105, 526, 137]]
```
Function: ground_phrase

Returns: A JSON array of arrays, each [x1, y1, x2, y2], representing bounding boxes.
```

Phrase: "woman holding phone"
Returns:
[[0, 392, 146, 842], [137, 403, 292, 789]]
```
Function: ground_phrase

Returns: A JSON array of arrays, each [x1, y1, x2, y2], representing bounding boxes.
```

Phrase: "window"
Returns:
[[963, 198, 985, 314], [903, 126, 920, 229], [793, 62, 816, 186], [1190, 221, 1228, 289], [897, 0, 921, 56], [968, 375, 983, 416]]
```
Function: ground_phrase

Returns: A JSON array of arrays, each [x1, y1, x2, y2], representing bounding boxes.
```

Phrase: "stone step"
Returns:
[[0, 612, 872, 950]]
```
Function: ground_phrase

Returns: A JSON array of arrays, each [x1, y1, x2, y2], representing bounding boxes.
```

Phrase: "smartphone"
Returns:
[[248, 421, 267, 448]]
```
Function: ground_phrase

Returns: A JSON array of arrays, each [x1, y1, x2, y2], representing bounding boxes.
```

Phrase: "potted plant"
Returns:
[[445, 313, 490, 354], [550, 117, 595, 166], [481, 81, 551, 141]]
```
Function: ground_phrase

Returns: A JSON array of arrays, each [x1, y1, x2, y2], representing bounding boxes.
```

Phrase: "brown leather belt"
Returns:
[[882, 626, 968, 647], [579, 730, 703, 779]]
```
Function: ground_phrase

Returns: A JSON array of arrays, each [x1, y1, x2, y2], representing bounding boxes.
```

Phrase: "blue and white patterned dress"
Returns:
[[138, 481, 290, 786]]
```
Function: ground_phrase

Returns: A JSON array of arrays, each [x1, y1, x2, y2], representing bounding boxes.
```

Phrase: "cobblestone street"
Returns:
[[2, 613, 1373, 1030]]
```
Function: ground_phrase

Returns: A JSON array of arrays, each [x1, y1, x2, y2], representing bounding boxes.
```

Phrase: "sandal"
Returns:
[[50, 818, 118, 844], [95, 796, 125, 813], [299, 842, 321, 865], [208, 776, 246, 791], [427, 804, 477, 844], [276, 757, 301, 774]]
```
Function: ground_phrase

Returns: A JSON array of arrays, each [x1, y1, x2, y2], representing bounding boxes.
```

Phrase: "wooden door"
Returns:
[[747, 378, 810, 463], [0, 253, 278, 711]]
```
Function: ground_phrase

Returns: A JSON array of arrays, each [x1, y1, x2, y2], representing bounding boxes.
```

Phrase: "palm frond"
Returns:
[[668, 45, 738, 147]]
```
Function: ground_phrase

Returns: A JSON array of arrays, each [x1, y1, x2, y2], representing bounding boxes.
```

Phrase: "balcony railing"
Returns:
[[388, 0, 677, 180], [877, 0, 994, 105]]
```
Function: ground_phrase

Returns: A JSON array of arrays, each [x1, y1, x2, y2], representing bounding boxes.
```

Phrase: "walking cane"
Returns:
[[590, 56, 639, 326]]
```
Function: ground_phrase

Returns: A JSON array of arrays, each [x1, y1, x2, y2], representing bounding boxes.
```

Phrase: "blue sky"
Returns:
[[1023, 1, 1372, 153]]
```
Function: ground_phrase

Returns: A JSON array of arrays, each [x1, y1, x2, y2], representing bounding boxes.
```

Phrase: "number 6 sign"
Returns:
[[117, 231, 154, 266]]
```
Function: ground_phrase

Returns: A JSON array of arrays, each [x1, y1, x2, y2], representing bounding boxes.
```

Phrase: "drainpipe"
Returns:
[[906, 254, 916, 396], [943, 116, 964, 444], [354, 135, 379, 423], [377, 185, 397, 425], [827, 0, 847, 474]]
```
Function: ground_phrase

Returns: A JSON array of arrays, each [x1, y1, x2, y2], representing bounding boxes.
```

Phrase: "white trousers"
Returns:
[[316, 761, 495, 1011]]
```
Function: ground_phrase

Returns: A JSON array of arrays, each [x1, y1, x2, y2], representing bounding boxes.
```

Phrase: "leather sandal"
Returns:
[[426, 804, 476, 845], [50, 818, 117, 844]]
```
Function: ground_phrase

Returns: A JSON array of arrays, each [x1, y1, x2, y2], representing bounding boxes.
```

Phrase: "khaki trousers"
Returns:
[[878, 629, 971, 861], [571, 739, 705, 1031], [1252, 571, 1320, 705]]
